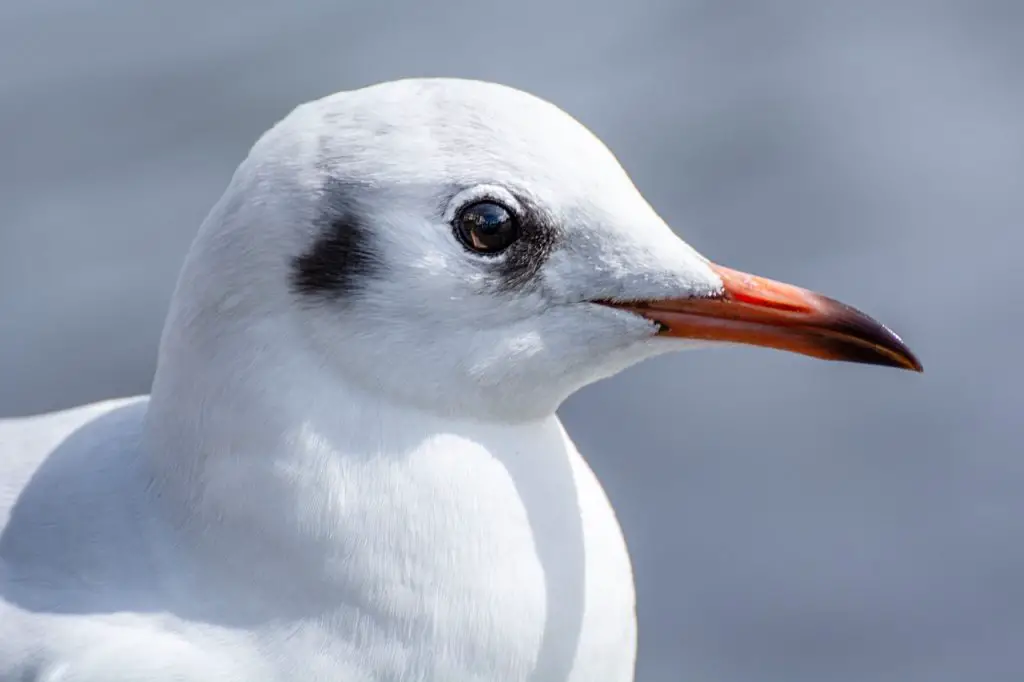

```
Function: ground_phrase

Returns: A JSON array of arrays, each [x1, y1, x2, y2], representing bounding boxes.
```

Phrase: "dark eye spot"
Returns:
[[453, 201, 520, 255], [290, 179, 379, 302]]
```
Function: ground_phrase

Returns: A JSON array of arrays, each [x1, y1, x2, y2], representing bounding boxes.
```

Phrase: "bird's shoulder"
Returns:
[[0, 396, 149, 540], [0, 605, 260, 682], [0, 397, 166, 622], [0, 396, 148, 518]]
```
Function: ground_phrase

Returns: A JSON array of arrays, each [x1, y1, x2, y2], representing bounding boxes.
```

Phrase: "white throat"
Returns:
[[131, 77, 676, 678], [142, 311, 634, 680]]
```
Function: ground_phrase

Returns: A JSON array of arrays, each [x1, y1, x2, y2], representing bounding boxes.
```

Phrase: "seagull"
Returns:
[[0, 78, 921, 682]]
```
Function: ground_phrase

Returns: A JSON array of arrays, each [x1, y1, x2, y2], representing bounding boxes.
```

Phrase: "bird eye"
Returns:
[[453, 201, 520, 255]]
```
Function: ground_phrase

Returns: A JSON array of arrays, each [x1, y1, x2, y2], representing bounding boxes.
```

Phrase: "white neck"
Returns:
[[142, 290, 636, 681], [144, 310, 579, 609]]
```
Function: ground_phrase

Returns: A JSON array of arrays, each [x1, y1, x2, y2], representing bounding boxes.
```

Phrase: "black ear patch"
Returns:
[[290, 185, 379, 301]]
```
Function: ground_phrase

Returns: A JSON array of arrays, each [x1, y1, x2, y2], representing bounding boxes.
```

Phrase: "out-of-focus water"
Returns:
[[1, 1, 1021, 679]]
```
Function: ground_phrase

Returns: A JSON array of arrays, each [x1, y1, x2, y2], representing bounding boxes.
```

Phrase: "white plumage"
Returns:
[[0, 78, 918, 682]]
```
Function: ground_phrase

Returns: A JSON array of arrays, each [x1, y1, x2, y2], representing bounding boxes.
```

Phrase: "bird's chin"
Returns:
[[646, 334, 719, 353], [585, 301, 711, 353], [573, 333, 692, 389]]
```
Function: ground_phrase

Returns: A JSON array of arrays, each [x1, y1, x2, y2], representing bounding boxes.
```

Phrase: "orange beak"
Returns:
[[601, 263, 922, 372]]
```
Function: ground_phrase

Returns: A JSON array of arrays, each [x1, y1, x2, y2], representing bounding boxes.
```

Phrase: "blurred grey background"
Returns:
[[1, 0, 1021, 680]]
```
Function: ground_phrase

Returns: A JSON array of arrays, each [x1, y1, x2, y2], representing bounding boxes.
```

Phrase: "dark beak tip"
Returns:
[[820, 337, 923, 373], [903, 350, 925, 373], [828, 343, 922, 373], [887, 351, 924, 374], [875, 329, 923, 373], [817, 297, 923, 374], [881, 353, 924, 373]]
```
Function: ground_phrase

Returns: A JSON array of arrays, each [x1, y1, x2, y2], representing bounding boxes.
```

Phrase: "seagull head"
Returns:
[[161, 78, 920, 423]]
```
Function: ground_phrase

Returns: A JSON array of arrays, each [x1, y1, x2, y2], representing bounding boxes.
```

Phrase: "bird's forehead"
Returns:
[[312, 79, 630, 196]]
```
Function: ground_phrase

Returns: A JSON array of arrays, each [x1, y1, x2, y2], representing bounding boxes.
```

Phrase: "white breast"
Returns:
[[1, 397, 635, 681], [241, 417, 638, 681]]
